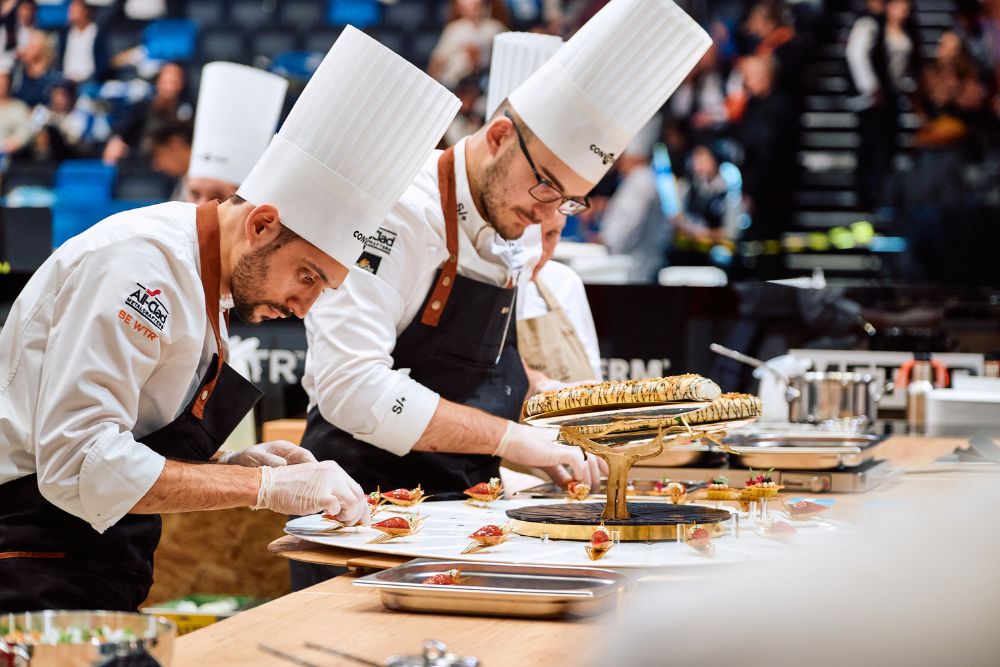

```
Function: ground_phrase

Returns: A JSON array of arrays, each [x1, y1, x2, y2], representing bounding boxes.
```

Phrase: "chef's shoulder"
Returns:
[[54, 202, 205, 345], [351, 151, 447, 291]]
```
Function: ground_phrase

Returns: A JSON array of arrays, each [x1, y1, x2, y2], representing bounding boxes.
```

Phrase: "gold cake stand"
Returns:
[[512, 404, 758, 541]]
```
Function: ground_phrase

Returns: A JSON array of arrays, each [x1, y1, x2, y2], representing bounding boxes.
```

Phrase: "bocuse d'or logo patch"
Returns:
[[590, 144, 616, 165], [125, 283, 169, 331], [353, 227, 398, 275]]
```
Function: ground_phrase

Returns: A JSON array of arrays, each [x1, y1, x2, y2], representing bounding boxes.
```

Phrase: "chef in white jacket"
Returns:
[[0, 27, 459, 613], [296, 0, 711, 587], [184, 62, 288, 205]]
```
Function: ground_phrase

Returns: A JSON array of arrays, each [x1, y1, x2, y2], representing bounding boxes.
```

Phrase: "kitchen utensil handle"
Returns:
[[709, 343, 765, 368], [305, 642, 384, 667], [258, 644, 322, 667]]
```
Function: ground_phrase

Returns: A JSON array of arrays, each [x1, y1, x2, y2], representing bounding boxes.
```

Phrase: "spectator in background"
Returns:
[[737, 55, 795, 241], [57, 0, 108, 84], [429, 0, 506, 89], [0, 70, 34, 157], [102, 61, 190, 164], [144, 117, 190, 194], [670, 143, 739, 266], [33, 79, 83, 161], [743, 0, 805, 98], [846, 0, 920, 210], [915, 30, 987, 148], [669, 42, 734, 141], [599, 135, 670, 283], [443, 74, 484, 146], [11, 29, 57, 107]]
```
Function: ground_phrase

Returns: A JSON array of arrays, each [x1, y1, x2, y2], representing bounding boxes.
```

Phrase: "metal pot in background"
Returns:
[[0, 611, 175, 666], [787, 371, 885, 426]]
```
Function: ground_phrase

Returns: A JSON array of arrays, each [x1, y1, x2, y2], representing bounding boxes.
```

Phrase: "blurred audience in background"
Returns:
[[0, 0, 995, 286]]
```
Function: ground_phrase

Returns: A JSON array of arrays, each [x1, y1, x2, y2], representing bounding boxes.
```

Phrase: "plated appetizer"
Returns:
[[422, 568, 468, 585], [381, 485, 429, 507], [369, 515, 425, 543], [464, 478, 503, 503], [743, 468, 782, 499], [686, 525, 714, 556], [585, 524, 614, 561], [566, 479, 591, 501], [462, 523, 513, 554], [704, 476, 738, 501], [784, 500, 830, 521]]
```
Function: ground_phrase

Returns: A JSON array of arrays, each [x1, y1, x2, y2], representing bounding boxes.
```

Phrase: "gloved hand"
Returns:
[[494, 422, 606, 488], [218, 441, 317, 467], [253, 461, 368, 525]]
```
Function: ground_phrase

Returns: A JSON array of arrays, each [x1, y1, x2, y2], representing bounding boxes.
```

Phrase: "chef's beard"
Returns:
[[230, 240, 293, 323], [480, 144, 541, 241]]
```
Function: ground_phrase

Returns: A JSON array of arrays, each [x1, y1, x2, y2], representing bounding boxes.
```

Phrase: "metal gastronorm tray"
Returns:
[[353, 559, 630, 619], [721, 433, 884, 470]]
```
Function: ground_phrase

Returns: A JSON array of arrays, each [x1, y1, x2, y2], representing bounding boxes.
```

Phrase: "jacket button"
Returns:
[[430, 300, 442, 311], [200, 390, 209, 401]]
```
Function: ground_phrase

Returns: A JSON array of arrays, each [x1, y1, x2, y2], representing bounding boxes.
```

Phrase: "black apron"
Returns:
[[301, 146, 529, 498], [0, 201, 263, 613]]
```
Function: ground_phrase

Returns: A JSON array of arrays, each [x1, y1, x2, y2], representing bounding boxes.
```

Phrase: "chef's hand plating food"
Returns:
[[495, 421, 606, 488], [254, 461, 369, 525]]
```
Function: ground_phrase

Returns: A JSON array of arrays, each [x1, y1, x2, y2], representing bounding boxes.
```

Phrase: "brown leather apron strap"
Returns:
[[0, 551, 66, 560], [193, 200, 226, 419], [420, 146, 459, 327]]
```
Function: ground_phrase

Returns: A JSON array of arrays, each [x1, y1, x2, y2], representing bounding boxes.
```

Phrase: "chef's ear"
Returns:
[[244, 203, 282, 247], [484, 115, 515, 158]]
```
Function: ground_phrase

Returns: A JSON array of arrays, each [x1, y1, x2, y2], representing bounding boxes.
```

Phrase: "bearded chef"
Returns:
[[0, 26, 459, 613], [184, 62, 288, 205], [483, 34, 605, 386], [298, 0, 711, 554]]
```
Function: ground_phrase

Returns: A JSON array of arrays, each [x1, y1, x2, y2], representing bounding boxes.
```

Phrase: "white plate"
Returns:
[[284, 499, 853, 570]]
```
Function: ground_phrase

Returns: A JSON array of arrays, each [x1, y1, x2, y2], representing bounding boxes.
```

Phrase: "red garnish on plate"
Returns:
[[471, 525, 504, 538], [383, 488, 414, 501], [688, 527, 711, 549], [373, 517, 409, 530]]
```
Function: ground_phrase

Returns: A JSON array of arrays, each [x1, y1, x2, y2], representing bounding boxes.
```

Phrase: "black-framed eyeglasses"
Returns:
[[504, 110, 590, 216]]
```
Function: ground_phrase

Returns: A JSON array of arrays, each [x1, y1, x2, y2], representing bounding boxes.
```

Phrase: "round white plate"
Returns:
[[284, 499, 850, 570]]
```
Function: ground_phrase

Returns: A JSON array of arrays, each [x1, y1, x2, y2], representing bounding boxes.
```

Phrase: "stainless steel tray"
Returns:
[[517, 478, 708, 499], [353, 559, 630, 619], [720, 433, 883, 470], [726, 433, 883, 449]]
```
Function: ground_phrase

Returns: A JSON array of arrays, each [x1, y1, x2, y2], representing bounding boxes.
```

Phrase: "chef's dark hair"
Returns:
[[489, 100, 535, 141]]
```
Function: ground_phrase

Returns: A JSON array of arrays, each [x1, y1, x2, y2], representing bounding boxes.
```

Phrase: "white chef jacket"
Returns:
[[516, 260, 603, 381], [0, 202, 221, 533], [302, 137, 542, 455]]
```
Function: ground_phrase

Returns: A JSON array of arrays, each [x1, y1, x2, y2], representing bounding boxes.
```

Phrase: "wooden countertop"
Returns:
[[172, 571, 604, 666], [175, 434, 981, 665]]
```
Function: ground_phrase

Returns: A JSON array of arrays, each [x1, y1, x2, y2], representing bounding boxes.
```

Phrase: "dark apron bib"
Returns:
[[0, 201, 262, 613], [301, 146, 528, 498]]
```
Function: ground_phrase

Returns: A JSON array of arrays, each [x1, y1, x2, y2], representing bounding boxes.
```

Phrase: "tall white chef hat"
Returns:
[[508, 0, 711, 184], [485, 32, 562, 120], [238, 26, 460, 267], [188, 62, 288, 186]]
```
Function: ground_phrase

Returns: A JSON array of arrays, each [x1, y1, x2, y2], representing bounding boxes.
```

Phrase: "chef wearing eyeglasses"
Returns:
[[297, 1, 711, 587]]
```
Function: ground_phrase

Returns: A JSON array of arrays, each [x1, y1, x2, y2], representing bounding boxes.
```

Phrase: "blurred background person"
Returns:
[[56, 0, 108, 85], [847, 0, 921, 211], [429, 0, 507, 89]]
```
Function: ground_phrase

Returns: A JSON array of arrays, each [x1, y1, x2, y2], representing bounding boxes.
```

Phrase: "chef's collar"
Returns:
[[453, 137, 527, 283]]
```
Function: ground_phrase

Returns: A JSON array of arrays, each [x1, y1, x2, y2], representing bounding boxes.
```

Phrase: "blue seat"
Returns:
[[36, 1, 69, 29], [185, 1, 227, 26], [54, 160, 117, 200], [327, 0, 380, 28], [231, 0, 275, 30], [280, 0, 326, 30], [200, 29, 249, 63], [271, 51, 324, 81], [143, 19, 199, 61]]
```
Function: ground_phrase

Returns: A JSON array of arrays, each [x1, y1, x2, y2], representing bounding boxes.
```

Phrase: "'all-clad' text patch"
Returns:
[[353, 227, 398, 275], [125, 283, 169, 330]]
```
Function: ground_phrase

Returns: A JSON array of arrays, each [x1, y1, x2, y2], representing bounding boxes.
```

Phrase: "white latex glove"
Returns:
[[218, 441, 317, 467], [494, 422, 606, 488], [253, 461, 368, 525]]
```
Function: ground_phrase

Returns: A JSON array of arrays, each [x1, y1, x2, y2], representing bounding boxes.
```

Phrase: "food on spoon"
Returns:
[[585, 523, 614, 561], [464, 477, 503, 502], [381, 485, 428, 506], [371, 516, 416, 536], [468, 523, 510, 546]]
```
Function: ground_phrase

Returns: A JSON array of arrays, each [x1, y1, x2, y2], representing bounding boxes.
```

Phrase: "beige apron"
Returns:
[[516, 278, 595, 383]]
